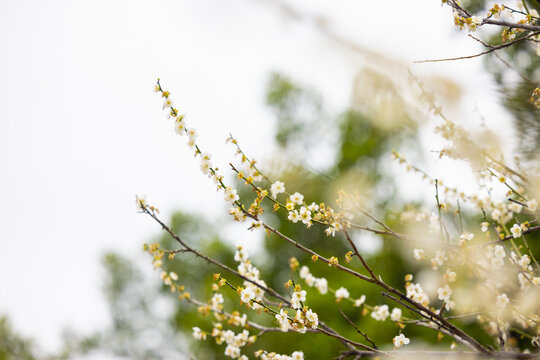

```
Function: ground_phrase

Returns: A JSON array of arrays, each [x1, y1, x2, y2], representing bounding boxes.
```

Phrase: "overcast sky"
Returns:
[[0, 0, 513, 354]]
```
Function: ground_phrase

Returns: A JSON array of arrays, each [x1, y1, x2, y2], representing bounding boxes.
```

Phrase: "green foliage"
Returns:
[[0, 317, 37, 360]]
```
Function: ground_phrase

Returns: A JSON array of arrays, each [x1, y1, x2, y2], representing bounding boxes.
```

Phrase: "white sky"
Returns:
[[0, 0, 514, 354]]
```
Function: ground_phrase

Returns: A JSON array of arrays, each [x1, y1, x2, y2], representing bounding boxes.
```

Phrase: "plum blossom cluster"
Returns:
[[145, 80, 540, 357], [235, 247, 267, 310], [192, 322, 256, 360], [298, 265, 328, 295], [254, 350, 304, 360]]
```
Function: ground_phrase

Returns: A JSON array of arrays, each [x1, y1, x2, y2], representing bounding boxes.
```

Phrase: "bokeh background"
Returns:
[[1, 0, 539, 358]]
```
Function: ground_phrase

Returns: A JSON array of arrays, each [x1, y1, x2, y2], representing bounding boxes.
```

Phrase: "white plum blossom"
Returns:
[[174, 118, 185, 135], [135, 195, 146, 210], [307, 202, 319, 212], [406, 282, 430, 306], [229, 207, 245, 222], [518, 254, 531, 270], [305, 309, 319, 328], [240, 287, 255, 304], [354, 295, 366, 307], [234, 247, 249, 262], [299, 206, 312, 225], [508, 202, 522, 213], [291, 290, 306, 309], [431, 251, 447, 270], [437, 285, 452, 302], [289, 192, 304, 205], [288, 210, 301, 223], [299, 266, 310, 279], [493, 245, 506, 258], [304, 274, 316, 287], [211, 293, 224, 310], [491, 209, 501, 221], [224, 187, 240, 204], [270, 181, 285, 198], [224, 344, 241, 358], [446, 269, 457, 283], [413, 248, 425, 261], [315, 278, 328, 294], [324, 226, 336, 237], [393, 333, 410, 348], [192, 327, 206, 340], [291, 351, 304, 360], [335, 287, 350, 301], [390, 308, 402, 321], [275, 309, 290, 332], [510, 223, 522, 238], [527, 199, 538, 212], [371, 305, 390, 321], [481, 222, 489, 232], [162, 97, 173, 109], [496, 293, 509, 309]]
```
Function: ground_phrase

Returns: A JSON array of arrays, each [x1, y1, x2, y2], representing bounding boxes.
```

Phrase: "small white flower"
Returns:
[[493, 245, 506, 259], [518, 255, 531, 270], [413, 248, 425, 261], [229, 207, 245, 222], [431, 251, 447, 270], [437, 285, 452, 301], [169, 272, 178, 281], [135, 195, 146, 210], [527, 199, 537, 212], [496, 293, 509, 308], [315, 278, 328, 294], [371, 305, 390, 321], [291, 290, 307, 309], [299, 266, 310, 279], [211, 293, 224, 310], [390, 308, 402, 321], [275, 309, 290, 332], [480, 221, 489, 232], [393, 333, 410, 348], [305, 309, 318, 328], [304, 274, 316, 287], [192, 327, 206, 340], [460, 232, 474, 241], [335, 287, 350, 301], [270, 181, 285, 198], [471, 15, 483, 25], [288, 210, 301, 223], [446, 269, 456, 283], [508, 202, 522, 213], [325, 226, 336, 237], [162, 97, 173, 109], [289, 192, 304, 205], [240, 287, 255, 304], [291, 351, 304, 360], [354, 295, 366, 307], [491, 209, 501, 221], [510, 223, 522, 238], [224, 187, 240, 204], [299, 206, 312, 225], [307, 202, 319, 212], [234, 247, 249, 262], [224, 344, 241, 358], [174, 118, 185, 135]]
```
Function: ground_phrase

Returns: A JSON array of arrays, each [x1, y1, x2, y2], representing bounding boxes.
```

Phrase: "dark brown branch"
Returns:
[[338, 308, 378, 349], [414, 32, 539, 63], [142, 207, 291, 305]]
